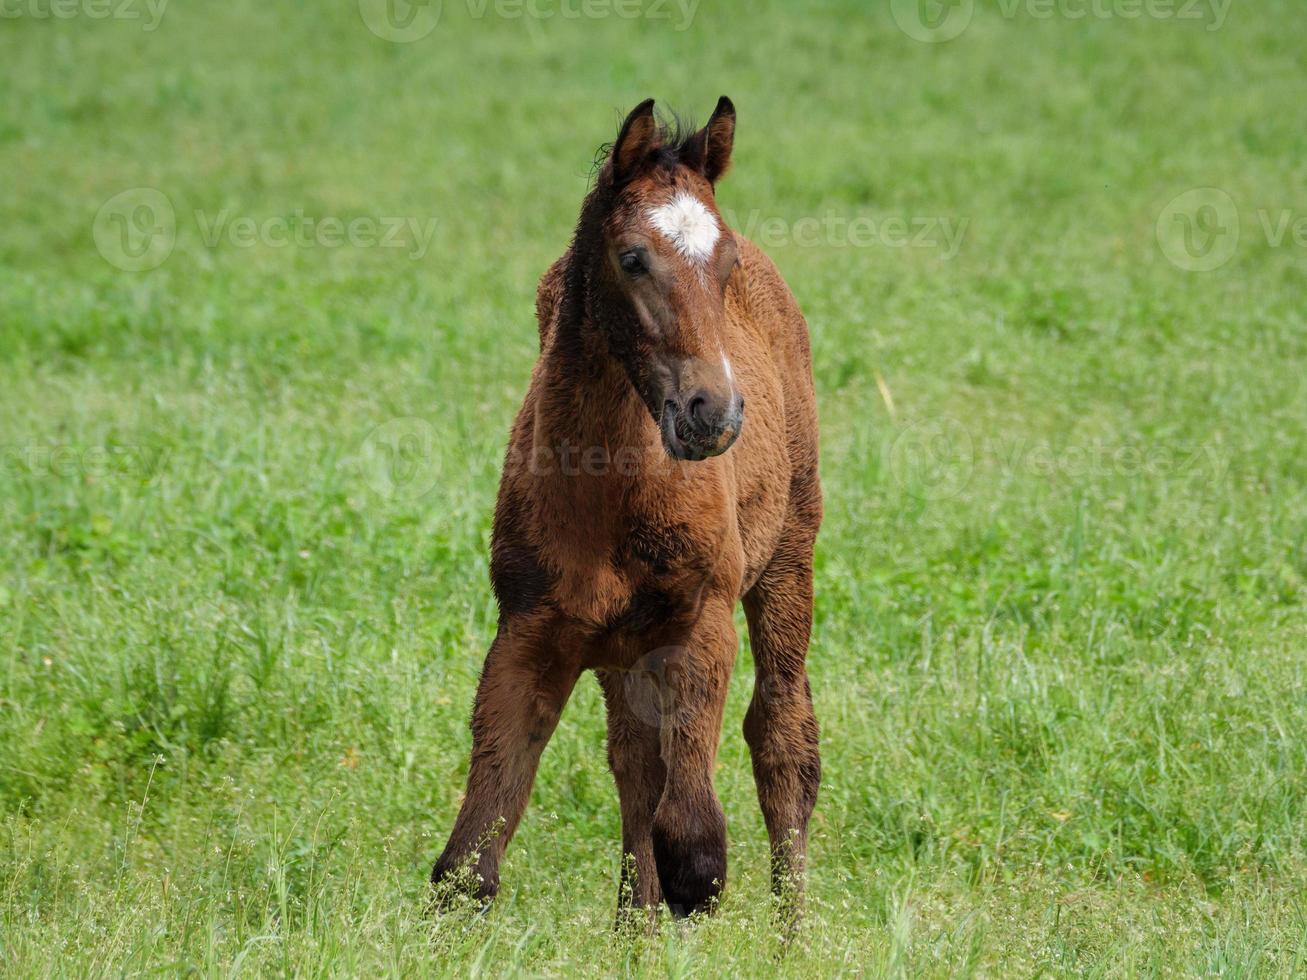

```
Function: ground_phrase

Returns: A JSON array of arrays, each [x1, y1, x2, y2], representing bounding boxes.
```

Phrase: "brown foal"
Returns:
[[431, 96, 822, 921]]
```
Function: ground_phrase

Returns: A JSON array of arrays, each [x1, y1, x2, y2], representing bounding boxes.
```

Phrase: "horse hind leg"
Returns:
[[742, 523, 821, 920]]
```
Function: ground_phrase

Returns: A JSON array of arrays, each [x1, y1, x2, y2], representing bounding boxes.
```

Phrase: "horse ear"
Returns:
[[611, 98, 657, 183], [695, 95, 736, 184]]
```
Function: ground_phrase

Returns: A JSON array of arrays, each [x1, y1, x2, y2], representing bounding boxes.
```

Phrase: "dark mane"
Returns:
[[591, 108, 699, 180]]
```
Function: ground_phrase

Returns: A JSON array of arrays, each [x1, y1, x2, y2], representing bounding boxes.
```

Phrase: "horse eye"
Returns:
[[619, 251, 646, 276]]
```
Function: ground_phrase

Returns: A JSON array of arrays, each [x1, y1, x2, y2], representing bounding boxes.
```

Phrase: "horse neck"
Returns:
[[536, 314, 651, 458]]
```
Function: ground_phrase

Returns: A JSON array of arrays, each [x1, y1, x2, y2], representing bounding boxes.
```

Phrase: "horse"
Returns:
[[430, 96, 822, 922]]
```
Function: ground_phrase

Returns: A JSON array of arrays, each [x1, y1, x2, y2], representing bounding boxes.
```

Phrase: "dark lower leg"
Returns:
[[648, 602, 735, 918]]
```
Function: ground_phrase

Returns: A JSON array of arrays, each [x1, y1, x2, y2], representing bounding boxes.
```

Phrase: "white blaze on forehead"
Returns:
[[647, 191, 720, 263]]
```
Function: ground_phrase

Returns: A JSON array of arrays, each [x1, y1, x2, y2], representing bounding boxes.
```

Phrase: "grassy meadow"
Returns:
[[3, 0, 1307, 974]]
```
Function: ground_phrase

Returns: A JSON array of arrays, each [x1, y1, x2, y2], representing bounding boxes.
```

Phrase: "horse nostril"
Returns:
[[688, 395, 708, 426]]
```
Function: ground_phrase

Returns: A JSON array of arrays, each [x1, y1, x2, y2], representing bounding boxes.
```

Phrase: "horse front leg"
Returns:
[[597, 668, 666, 922], [643, 594, 736, 918], [431, 620, 579, 907]]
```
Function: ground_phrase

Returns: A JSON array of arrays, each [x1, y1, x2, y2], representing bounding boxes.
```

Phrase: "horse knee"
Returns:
[[650, 798, 726, 917]]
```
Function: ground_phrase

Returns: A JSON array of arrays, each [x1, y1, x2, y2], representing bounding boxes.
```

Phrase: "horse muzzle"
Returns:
[[659, 389, 744, 461]]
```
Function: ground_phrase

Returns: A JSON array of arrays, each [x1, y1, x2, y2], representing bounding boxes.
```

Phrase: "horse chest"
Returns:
[[615, 517, 702, 576], [545, 504, 731, 637]]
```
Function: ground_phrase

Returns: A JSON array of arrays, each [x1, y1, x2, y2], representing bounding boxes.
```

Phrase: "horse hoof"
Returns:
[[651, 821, 726, 917], [429, 858, 498, 912]]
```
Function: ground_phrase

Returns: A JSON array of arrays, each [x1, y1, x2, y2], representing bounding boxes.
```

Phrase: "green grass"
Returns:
[[3, 0, 1307, 974]]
